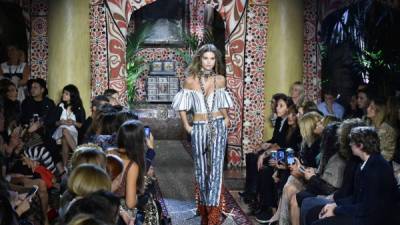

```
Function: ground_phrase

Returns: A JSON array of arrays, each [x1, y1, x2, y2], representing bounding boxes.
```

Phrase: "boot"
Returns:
[[198, 204, 208, 225], [207, 206, 222, 225]]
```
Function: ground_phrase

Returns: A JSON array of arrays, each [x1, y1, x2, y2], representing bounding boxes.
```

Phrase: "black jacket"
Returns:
[[268, 117, 289, 148], [20, 96, 55, 126], [334, 153, 398, 225]]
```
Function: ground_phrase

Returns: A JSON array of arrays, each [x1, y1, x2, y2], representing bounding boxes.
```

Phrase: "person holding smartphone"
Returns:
[[143, 126, 155, 175]]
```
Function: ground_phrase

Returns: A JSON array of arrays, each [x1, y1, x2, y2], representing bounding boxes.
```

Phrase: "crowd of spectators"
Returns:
[[0, 72, 162, 225], [240, 81, 400, 225]]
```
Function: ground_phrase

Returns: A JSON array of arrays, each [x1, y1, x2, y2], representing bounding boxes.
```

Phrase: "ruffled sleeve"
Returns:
[[215, 88, 233, 109], [172, 89, 193, 111]]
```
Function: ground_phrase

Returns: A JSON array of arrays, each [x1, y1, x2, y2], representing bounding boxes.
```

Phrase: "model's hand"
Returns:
[[224, 118, 230, 128], [185, 125, 193, 134]]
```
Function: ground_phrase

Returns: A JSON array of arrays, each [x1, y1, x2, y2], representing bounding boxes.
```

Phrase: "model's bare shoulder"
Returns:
[[215, 75, 226, 88], [183, 75, 197, 89]]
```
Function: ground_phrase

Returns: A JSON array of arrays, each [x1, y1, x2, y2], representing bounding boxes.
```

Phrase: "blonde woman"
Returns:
[[367, 97, 398, 161], [60, 164, 111, 217], [268, 112, 323, 225]]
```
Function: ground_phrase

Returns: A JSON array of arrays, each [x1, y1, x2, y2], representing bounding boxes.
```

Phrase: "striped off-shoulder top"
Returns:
[[172, 88, 233, 113]]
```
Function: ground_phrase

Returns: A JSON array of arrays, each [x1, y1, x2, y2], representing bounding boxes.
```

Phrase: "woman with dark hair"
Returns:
[[172, 44, 232, 224], [254, 95, 299, 223], [51, 84, 85, 166], [0, 80, 21, 134], [111, 120, 146, 224]]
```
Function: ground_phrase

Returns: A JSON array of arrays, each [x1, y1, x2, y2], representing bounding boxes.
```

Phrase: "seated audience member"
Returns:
[[80, 95, 109, 144], [344, 94, 363, 119], [356, 88, 370, 117], [20, 78, 55, 129], [92, 111, 118, 150], [83, 103, 117, 144], [300, 118, 366, 225], [254, 96, 301, 222], [0, 80, 21, 132], [290, 122, 344, 225], [290, 81, 305, 107], [110, 120, 146, 224], [103, 88, 121, 107], [0, 45, 30, 102], [4, 125, 51, 225], [69, 145, 107, 171], [298, 101, 321, 119], [115, 109, 139, 127], [268, 93, 286, 128], [0, 177, 32, 225], [266, 112, 323, 224], [62, 190, 120, 225], [367, 96, 398, 161], [59, 164, 111, 217], [51, 84, 86, 167], [310, 127, 398, 225], [317, 87, 344, 120]]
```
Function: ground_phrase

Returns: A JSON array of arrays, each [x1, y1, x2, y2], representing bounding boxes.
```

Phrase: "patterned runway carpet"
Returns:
[[153, 140, 253, 225]]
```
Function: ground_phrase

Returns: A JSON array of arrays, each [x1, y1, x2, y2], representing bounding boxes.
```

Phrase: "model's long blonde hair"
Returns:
[[188, 44, 225, 77], [299, 112, 323, 147]]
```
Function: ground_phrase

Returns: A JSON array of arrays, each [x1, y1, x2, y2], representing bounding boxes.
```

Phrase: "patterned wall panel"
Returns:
[[30, 0, 48, 79], [242, 1, 268, 155], [190, 0, 205, 38], [90, 2, 108, 96], [105, 0, 155, 104], [303, 0, 320, 102]]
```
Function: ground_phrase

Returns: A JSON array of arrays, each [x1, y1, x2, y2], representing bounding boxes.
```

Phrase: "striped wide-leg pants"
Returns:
[[191, 117, 227, 206]]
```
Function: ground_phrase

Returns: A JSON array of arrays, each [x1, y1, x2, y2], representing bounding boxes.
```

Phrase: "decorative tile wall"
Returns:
[[30, 0, 48, 79], [242, 1, 268, 156], [89, 1, 108, 96]]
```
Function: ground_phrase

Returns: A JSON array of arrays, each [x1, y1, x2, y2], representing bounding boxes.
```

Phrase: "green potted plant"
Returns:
[[126, 23, 151, 103]]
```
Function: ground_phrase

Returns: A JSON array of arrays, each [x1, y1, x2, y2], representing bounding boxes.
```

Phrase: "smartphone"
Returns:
[[277, 149, 285, 163], [270, 150, 277, 161], [286, 148, 295, 165], [27, 185, 39, 200], [144, 126, 151, 138]]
